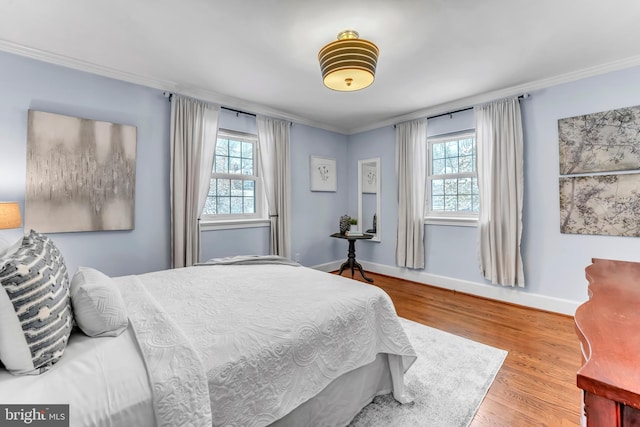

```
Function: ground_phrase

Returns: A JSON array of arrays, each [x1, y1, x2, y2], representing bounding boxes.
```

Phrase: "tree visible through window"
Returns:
[[427, 132, 478, 218], [202, 130, 260, 218]]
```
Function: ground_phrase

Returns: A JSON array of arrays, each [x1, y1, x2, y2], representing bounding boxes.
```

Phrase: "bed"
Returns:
[[0, 232, 417, 426]]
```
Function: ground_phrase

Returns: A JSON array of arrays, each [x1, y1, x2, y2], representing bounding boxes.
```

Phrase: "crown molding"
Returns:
[[3, 39, 640, 137], [0, 40, 174, 93], [0, 39, 347, 134], [347, 53, 640, 135]]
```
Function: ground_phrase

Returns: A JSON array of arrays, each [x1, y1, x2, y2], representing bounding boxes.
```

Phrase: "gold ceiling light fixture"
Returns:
[[318, 30, 379, 92]]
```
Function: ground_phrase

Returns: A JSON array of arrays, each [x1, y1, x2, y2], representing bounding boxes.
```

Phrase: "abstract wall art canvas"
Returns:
[[25, 110, 137, 233], [558, 105, 640, 175], [559, 173, 640, 237]]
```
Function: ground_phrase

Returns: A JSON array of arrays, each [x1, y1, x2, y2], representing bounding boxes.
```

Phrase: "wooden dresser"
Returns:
[[575, 258, 640, 426]]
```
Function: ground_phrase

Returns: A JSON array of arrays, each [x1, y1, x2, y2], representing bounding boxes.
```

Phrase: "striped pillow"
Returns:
[[0, 230, 73, 375]]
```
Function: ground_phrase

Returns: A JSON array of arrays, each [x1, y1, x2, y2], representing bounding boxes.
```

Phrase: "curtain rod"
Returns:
[[428, 107, 473, 120], [429, 93, 529, 119], [394, 93, 530, 127], [221, 106, 256, 117], [162, 92, 257, 118]]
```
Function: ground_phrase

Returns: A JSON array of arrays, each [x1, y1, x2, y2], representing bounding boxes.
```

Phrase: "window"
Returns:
[[426, 132, 478, 224], [201, 129, 263, 221]]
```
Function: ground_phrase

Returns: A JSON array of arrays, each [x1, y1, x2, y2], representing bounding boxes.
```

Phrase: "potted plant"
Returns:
[[348, 218, 358, 233]]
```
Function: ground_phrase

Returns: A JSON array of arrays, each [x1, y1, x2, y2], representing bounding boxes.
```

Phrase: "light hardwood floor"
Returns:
[[340, 271, 583, 427]]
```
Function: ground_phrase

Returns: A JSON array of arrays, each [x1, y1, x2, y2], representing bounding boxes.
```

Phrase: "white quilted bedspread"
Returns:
[[121, 264, 416, 427], [117, 276, 212, 427]]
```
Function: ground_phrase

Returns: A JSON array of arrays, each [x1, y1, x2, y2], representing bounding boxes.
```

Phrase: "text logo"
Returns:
[[0, 405, 68, 426]]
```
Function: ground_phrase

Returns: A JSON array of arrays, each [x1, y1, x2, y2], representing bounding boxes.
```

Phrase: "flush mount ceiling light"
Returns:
[[318, 30, 379, 92]]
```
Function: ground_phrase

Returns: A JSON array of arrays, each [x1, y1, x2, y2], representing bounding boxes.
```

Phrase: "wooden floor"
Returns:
[[341, 271, 583, 427]]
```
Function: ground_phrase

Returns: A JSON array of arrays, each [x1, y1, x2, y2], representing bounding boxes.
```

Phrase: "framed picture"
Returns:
[[559, 173, 640, 237], [310, 155, 337, 192], [558, 105, 640, 174], [361, 163, 377, 193]]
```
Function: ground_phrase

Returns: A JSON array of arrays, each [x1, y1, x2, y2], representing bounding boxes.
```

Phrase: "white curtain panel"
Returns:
[[170, 95, 220, 268], [256, 115, 291, 258], [395, 119, 427, 269], [475, 97, 524, 287]]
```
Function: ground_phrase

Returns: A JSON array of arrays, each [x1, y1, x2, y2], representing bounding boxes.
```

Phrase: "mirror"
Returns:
[[358, 158, 380, 242]]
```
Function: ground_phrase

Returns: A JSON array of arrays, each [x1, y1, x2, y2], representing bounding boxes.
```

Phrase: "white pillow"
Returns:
[[0, 236, 22, 259], [70, 267, 128, 338]]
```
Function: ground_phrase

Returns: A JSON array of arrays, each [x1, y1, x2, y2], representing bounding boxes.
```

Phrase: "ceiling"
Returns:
[[2, 0, 640, 134]]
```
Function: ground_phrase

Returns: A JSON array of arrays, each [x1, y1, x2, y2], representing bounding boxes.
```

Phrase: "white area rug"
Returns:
[[350, 318, 508, 427]]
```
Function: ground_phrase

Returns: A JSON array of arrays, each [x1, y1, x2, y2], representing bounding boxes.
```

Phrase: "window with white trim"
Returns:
[[201, 129, 263, 220], [426, 132, 478, 223]]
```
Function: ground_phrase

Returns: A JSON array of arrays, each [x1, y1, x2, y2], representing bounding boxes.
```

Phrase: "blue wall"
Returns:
[[346, 68, 640, 306], [0, 51, 170, 277], [290, 123, 348, 265], [200, 226, 270, 260], [4, 47, 640, 309], [0, 51, 350, 273], [346, 110, 486, 284], [347, 126, 397, 263], [521, 66, 640, 301], [200, 110, 348, 265]]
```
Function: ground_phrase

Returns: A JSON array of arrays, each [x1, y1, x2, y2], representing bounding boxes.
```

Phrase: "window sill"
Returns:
[[200, 218, 270, 231], [424, 216, 478, 227]]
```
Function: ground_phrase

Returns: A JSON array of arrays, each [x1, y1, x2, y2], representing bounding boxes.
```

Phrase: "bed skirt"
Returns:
[[272, 353, 392, 426]]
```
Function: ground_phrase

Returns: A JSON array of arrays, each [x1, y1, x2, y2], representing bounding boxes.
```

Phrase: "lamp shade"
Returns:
[[0, 202, 22, 229], [318, 30, 379, 92]]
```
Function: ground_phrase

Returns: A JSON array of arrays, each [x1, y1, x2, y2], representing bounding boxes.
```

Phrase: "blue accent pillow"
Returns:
[[0, 230, 74, 375]]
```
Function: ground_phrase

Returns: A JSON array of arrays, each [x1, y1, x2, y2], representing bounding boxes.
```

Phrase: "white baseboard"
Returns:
[[311, 260, 343, 273], [312, 260, 580, 316]]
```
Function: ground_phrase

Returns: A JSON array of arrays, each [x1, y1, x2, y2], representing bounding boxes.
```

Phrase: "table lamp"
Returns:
[[0, 202, 22, 229]]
